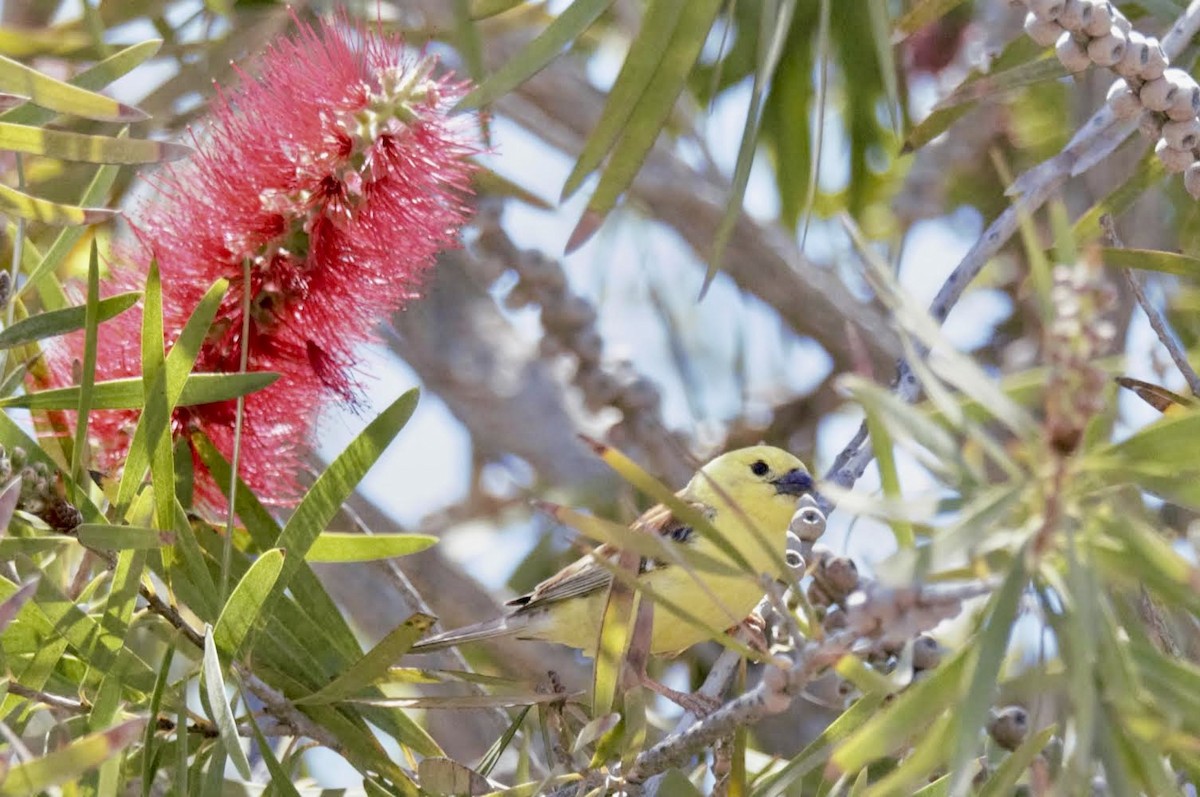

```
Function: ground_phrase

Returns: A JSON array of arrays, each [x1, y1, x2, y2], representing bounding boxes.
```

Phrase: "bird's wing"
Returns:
[[506, 498, 711, 614]]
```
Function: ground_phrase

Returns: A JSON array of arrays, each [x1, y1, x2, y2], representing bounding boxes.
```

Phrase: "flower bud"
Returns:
[[1025, 12, 1064, 46], [1087, 31, 1127, 68], [1056, 32, 1092, 73]]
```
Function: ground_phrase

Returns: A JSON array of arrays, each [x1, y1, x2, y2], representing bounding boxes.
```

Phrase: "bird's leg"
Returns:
[[637, 673, 722, 717], [726, 609, 770, 655]]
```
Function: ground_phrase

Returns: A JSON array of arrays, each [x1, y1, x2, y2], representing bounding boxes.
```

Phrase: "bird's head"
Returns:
[[690, 445, 812, 508]]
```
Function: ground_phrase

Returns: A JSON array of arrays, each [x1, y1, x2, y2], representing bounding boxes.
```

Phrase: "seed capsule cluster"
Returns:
[[0, 445, 83, 532], [1019, 0, 1200, 195]]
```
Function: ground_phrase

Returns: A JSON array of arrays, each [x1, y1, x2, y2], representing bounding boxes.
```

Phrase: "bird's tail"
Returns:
[[410, 617, 522, 653]]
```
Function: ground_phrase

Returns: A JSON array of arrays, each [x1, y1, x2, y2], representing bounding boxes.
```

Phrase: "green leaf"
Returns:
[[212, 548, 286, 657], [947, 555, 1027, 793], [704, 0, 797, 293], [470, 0, 527, 18], [243, 712, 303, 797], [0, 371, 278, 410], [201, 625, 252, 779], [0, 51, 147, 122], [0, 180, 116, 225], [70, 243, 102, 504], [295, 613, 437, 705], [751, 695, 886, 796], [114, 277, 228, 511], [264, 388, 419, 612], [0, 574, 39, 633], [141, 641, 176, 797], [1, 40, 159, 128], [830, 647, 970, 775], [0, 718, 146, 796], [567, 0, 723, 250], [0, 291, 138, 349], [1073, 150, 1164, 242], [458, 0, 615, 110], [0, 121, 190, 163], [1098, 246, 1200, 276], [304, 531, 438, 563], [862, 403, 915, 548], [561, 0, 687, 199], [975, 725, 1057, 797], [892, 0, 967, 37], [77, 523, 176, 550]]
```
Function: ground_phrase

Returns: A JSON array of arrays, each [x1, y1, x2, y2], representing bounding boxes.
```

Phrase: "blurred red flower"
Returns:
[[47, 11, 478, 506]]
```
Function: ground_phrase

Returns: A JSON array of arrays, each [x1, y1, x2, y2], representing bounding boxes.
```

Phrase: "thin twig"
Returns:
[[1103, 215, 1200, 397]]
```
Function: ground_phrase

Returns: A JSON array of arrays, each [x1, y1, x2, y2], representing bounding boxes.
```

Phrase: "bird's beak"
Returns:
[[772, 468, 813, 496]]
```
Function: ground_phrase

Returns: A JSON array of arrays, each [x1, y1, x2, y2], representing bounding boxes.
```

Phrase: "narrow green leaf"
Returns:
[[296, 613, 437, 705], [0, 371, 278, 410], [704, 0, 797, 293], [1, 40, 159, 128], [593, 560, 640, 716], [863, 405, 915, 548], [0, 717, 146, 796], [304, 531, 438, 563], [212, 548, 286, 657], [568, 0, 723, 250], [470, 0, 526, 18], [540, 500, 743, 577], [114, 277, 229, 511], [0, 122, 190, 163], [830, 647, 970, 774], [76, 523, 175, 550], [244, 712, 304, 797], [141, 641, 176, 797], [751, 695, 886, 797], [266, 388, 419, 607], [201, 625, 252, 779], [561, 0, 687, 199], [0, 574, 38, 632], [71, 242, 102, 504], [892, 0, 967, 37], [0, 291, 138, 349], [0, 180, 115, 225], [947, 556, 1027, 793], [1073, 150, 1164, 242], [0, 51, 147, 121], [861, 712, 954, 797], [1099, 246, 1200, 276], [351, 691, 584, 709], [975, 725, 1057, 797], [476, 705, 532, 777], [458, 0, 615, 110]]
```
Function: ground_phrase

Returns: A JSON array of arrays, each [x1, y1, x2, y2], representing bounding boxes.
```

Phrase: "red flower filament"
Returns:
[[48, 13, 479, 506]]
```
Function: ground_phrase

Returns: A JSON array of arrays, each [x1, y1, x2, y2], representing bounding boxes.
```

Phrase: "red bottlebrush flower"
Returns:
[[46, 11, 479, 506]]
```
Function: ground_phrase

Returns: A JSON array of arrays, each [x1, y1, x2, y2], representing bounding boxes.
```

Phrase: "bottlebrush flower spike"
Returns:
[[46, 11, 479, 506]]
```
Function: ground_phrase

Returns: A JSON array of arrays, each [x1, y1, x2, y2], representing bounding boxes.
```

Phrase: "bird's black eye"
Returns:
[[750, 460, 769, 477]]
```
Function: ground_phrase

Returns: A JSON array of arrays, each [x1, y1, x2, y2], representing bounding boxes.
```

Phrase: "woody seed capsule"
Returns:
[[1029, 0, 1066, 19], [1115, 31, 1150, 79], [1056, 32, 1092, 73], [1140, 74, 1178, 112], [1155, 138, 1194, 173], [1087, 31, 1127, 68], [1082, 1, 1115, 36], [1057, 0, 1093, 31], [1139, 39, 1168, 81], [1166, 77, 1200, 121], [1162, 118, 1200, 150], [1185, 162, 1200, 199], [1106, 80, 1141, 119], [1025, 12, 1065, 46]]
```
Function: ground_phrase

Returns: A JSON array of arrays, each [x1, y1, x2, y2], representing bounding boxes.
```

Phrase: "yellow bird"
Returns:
[[412, 446, 812, 680]]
